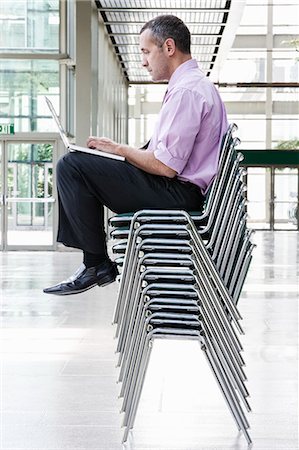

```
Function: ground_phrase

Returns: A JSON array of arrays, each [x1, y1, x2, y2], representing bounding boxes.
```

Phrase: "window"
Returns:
[[0, 0, 59, 51], [0, 59, 59, 132]]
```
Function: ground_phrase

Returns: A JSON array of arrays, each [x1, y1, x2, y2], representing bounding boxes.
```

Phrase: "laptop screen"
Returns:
[[45, 97, 70, 149]]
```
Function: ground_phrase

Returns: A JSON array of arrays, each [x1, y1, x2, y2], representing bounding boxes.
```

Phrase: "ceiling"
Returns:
[[95, 0, 243, 84]]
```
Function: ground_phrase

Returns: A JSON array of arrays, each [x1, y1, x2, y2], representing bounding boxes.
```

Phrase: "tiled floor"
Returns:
[[0, 231, 298, 450]]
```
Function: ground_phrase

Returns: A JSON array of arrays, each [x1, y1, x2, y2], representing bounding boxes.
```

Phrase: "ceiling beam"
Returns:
[[108, 32, 224, 37], [104, 21, 226, 25], [97, 7, 230, 13], [115, 49, 219, 54], [127, 81, 299, 87], [112, 44, 220, 49], [218, 82, 299, 88]]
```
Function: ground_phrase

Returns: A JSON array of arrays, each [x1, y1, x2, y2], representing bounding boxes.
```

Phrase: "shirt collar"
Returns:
[[168, 59, 203, 89]]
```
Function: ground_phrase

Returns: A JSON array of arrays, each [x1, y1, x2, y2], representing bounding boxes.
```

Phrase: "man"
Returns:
[[44, 15, 228, 296]]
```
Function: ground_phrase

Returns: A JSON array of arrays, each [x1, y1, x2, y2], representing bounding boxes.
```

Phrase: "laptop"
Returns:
[[45, 96, 125, 161]]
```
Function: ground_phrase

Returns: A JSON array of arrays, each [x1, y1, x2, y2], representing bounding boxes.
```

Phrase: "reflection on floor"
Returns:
[[0, 231, 298, 450]]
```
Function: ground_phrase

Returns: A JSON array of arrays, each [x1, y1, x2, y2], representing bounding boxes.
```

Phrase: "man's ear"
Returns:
[[164, 38, 175, 56]]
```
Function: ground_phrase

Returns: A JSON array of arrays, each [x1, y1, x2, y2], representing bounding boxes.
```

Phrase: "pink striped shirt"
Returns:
[[147, 59, 228, 194]]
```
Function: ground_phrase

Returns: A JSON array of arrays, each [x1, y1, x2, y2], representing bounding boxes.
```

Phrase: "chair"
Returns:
[[108, 124, 254, 445]]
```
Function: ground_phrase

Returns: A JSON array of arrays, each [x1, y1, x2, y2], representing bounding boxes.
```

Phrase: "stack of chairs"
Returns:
[[109, 124, 255, 445]]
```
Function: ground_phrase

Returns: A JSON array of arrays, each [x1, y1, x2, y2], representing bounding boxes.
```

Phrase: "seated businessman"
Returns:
[[43, 14, 228, 295]]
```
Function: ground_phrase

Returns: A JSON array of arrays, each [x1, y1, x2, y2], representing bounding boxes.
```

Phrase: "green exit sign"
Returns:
[[0, 124, 15, 135]]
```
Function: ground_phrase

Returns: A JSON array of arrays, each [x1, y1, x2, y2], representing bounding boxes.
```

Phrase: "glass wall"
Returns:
[[219, 0, 299, 151], [0, 0, 60, 249], [0, 0, 59, 51], [0, 0, 60, 132], [0, 59, 59, 133], [222, 1, 299, 230], [0, 0, 129, 249]]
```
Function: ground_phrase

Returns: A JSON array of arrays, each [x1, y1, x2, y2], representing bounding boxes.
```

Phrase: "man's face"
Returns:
[[139, 29, 170, 82]]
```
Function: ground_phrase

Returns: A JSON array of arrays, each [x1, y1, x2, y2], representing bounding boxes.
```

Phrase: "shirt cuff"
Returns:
[[153, 142, 186, 174]]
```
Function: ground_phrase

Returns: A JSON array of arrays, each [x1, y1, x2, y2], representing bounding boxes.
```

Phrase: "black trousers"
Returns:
[[56, 152, 205, 255]]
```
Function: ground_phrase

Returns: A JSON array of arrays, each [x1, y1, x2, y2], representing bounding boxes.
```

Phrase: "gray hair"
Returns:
[[140, 15, 191, 54]]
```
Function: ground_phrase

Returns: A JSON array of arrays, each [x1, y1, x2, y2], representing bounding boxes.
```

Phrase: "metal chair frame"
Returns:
[[108, 124, 254, 446]]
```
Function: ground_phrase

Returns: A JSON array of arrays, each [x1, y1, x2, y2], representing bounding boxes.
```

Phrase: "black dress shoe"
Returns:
[[43, 260, 118, 295]]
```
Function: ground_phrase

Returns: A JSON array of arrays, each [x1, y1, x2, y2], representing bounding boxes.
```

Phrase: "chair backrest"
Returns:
[[203, 126, 241, 215]]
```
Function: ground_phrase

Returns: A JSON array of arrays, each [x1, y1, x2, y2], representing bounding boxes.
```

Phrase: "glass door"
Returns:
[[246, 166, 299, 230], [274, 168, 298, 230], [1, 138, 58, 250], [246, 167, 271, 229]]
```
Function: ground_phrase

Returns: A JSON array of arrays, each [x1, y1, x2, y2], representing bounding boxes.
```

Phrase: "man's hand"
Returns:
[[87, 137, 121, 156]]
